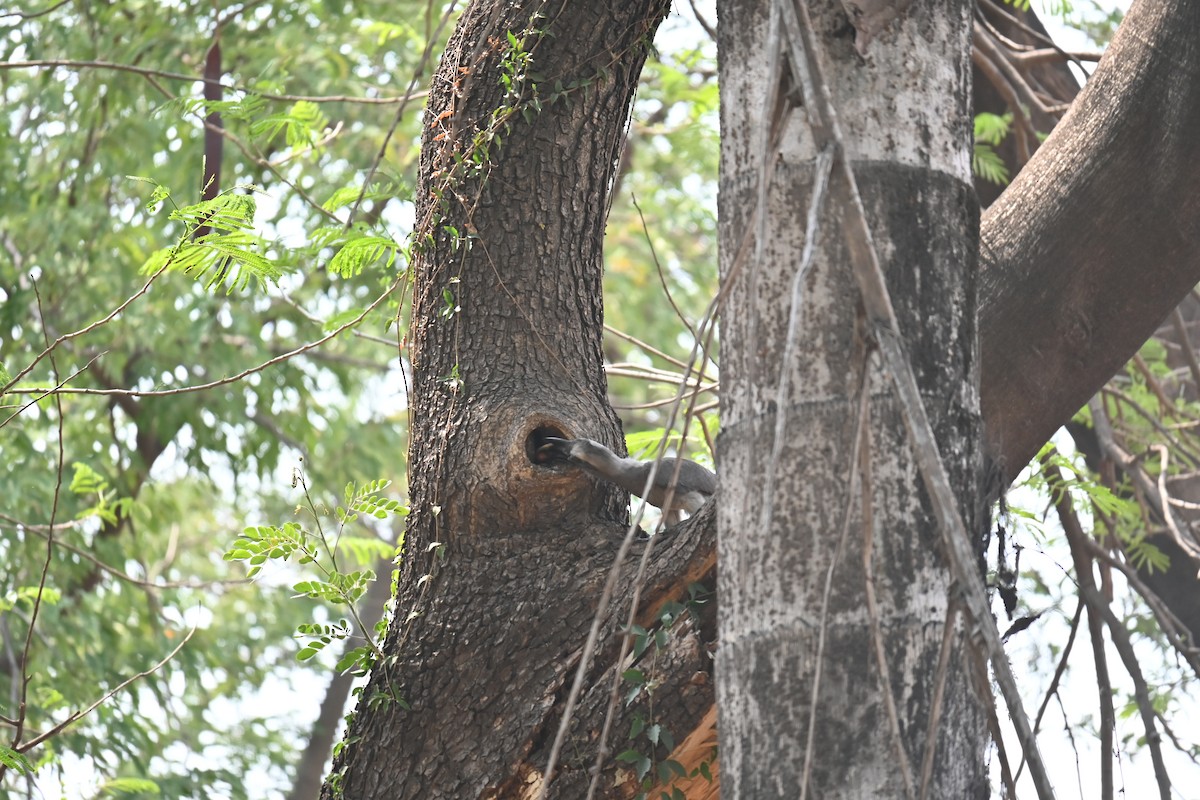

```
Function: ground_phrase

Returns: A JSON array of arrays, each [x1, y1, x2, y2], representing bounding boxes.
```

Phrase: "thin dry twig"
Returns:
[[1170, 308, 1200, 391], [686, 0, 717, 41], [756, 146, 834, 537], [860, 372, 918, 800], [974, 646, 1019, 799], [1015, 599, 1085, 785], [977, 0, 1091, 74], [1054, 692, 1087, 800], [1, 262, 169, 397], [1100, 387, 1200, 468], [12, 280, 67, 752], [799, 354, 874, 800], [1154, 708, 1200, 768], [1045, 457, 1115, 799], [612, 397, 718, 414], [604, 324, 693, 371], [918, 598, 961, 800], [1081, 585, 1171, 799], [347, 0, 460, 227], [1149, 444, 1200, 560], [971, 36, 1034, 163], [1010, 48, 1104, 66], [0, 60, 430, 105], [604, 363, 716, 390], [580, 234, 729, 800], [0, 352, 105, 430], [1089, 399, 1200, 561], [552, 116, 768, 800], [3, 271, 408, 401], [1132, 353, 1180, 417], [631, 192, 698, 342], [0, 0, 72, 20], [9, 521, 249, 592], [1080, 538, 1200, 673], [17, 628, 196, 752]]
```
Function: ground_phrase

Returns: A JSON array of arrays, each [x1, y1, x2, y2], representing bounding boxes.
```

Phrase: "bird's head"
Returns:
[[536, 437, 617, 470], [534, 436, 570, 465]]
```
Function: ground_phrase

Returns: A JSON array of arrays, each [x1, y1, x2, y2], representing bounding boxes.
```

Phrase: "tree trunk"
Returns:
[[287, 559, 392, 800], [716, 0, 987, 797], [322, 2, 717, 797]]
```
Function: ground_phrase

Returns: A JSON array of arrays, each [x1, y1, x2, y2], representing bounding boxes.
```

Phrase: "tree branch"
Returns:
[[981, 0, 1200, 479]]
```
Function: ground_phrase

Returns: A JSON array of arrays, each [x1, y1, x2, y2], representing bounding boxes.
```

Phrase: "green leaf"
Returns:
[[170, 193, 258, 233], [972, 144, 1010, 187], [297, 644, 323, 661], [336, 645, 374, 675], [974, 111, 1013, 146], [629, 714, 645, 739], [329, 236, 400, 278], [99, 777, 161, 796], [0, 745, 33, 774]]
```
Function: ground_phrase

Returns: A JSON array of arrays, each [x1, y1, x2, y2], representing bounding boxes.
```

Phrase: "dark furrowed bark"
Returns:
[[321, 2, 718, 797]]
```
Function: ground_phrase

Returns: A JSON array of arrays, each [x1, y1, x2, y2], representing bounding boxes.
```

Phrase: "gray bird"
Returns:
[[538, 437, 716, 525]]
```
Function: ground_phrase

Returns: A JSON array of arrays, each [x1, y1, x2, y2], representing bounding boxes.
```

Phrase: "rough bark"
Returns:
[[716, 0, 987, 797], [287, 559, 392, 800], [322, 2, 717, 797], [981, 0, 1200, 481]]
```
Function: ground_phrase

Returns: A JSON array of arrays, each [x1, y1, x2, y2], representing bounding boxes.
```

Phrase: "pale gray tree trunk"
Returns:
[[716, 1, 988, 797]]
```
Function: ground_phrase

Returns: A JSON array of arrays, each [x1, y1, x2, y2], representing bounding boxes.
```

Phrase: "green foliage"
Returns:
[[225, 478, 406, 678], [98, 777, 161, 797], [7, 1, 704, 796], [329, 234, 403, 279], [0, 585, 61, 614], [0, 746, 33, 776], [617, 594, 711, 800], [1023, 444, 1169, 572], [69, 462, 133, 526], [1004, 0, 1073, 18], [602, 32, 720, 442], [250, 100, 330, 150], [126, 186, 293, 293], [1072, 0, 1125, 45], [0, 0, 436, 793], [973, 112, 1013, 186], [499, 29, 537, 104]]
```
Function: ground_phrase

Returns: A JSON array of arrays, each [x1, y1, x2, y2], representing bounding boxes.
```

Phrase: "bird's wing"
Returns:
[[671, 458, 717, 495]]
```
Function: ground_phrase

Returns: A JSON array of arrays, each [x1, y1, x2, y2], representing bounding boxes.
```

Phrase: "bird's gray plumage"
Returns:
[[539, 437, 715, 523]]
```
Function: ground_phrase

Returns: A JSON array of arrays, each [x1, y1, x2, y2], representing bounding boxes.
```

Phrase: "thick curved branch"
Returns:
[[981, 0, 1200, 479]]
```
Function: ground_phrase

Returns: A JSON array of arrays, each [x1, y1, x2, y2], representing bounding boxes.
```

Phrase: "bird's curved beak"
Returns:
[[534, 437, 569, 465]]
